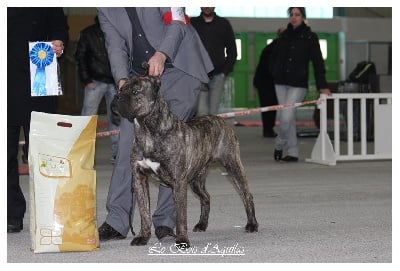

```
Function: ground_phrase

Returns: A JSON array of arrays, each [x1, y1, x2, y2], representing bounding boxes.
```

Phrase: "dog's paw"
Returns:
[[130, 236, 150, 246], [193, 222, 207, 232], [245, 222, 259, 233]]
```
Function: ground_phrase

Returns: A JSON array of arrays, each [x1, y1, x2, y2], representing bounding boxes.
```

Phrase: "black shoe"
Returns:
[[7, 220, 23, 233], [263, 131, 277, 138], [98, 222, 125, 241], [274, 149, 283, 161], [155, 226, 176, 241], [281, 156, 299, 162]]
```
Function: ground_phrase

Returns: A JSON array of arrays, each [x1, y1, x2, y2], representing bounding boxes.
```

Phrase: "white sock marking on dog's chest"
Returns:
[[138, 158, 160, 172]]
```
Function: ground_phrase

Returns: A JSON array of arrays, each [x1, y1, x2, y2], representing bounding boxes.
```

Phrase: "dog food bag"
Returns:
[[29, 112, 99, 253]]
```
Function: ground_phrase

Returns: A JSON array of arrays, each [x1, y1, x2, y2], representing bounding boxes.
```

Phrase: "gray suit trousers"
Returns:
[[105, 67, 200, 237]]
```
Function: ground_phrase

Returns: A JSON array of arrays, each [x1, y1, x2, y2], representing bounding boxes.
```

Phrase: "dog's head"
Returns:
[[111, 76, 161, 123]]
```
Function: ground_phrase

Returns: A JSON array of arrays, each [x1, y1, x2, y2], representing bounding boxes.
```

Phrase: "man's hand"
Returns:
[[85, 82, 95, 90], [148, 51, 167, 76], [320, 88, 332, 96], [118, 79, 127, 91]]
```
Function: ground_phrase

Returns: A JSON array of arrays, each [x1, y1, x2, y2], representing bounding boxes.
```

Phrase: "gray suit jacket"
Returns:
[[97, 7, 213, 84]]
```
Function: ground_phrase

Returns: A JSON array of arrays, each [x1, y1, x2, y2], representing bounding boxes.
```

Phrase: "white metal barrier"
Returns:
[[306, 93, 392, 166]]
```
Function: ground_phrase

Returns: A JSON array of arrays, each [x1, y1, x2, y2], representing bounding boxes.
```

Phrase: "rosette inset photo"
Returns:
[[29, 42, 61, 96]]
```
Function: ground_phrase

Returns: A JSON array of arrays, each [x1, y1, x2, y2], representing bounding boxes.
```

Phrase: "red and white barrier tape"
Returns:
[[94, 98, 323, 138], [18, 98, 324, 142], [216, 99, 323, 119], [95, 129, 121, 138]]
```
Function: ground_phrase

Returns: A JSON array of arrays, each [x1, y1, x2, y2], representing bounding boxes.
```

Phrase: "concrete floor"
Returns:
[[6, 113, 392, 264]]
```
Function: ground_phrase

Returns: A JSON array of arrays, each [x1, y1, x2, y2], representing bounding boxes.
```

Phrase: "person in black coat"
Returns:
[[7, 7, 69, 233], [270, 7, 331, 162], [191, 7, 237, 115], [253, 28, 284, 138]]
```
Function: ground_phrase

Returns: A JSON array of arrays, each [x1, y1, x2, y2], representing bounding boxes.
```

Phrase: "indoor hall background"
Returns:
[[56, 7, 392, 115]]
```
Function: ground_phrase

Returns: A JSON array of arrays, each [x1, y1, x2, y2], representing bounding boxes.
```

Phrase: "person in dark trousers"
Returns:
[[270, 7, 331, 162], [191, 7, 237, 115], [75, 16, 119, 163], [253, 28, 285, 138], [96, 7, 213, 242], [7, 7, 69, 233]]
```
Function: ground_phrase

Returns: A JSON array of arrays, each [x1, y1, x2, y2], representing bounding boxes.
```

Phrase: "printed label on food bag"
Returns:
[[38, 154, 71, 178]]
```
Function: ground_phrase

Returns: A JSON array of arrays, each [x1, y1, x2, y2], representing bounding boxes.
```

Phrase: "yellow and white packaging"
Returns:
[[29, 112, 99, 253]]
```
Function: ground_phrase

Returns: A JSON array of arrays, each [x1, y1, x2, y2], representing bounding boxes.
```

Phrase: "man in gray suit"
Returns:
[[97, 7, 213, 241]]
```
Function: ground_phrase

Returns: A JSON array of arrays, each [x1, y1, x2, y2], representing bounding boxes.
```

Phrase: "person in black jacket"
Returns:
[[75, 16, 119, 163], [191, 7, 237, 115], [7, 7, 69, 233], [270, 7, 331, 162], [253, 28, 285, 138]]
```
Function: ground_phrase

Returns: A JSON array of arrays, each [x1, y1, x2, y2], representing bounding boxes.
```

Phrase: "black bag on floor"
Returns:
[[348, 61, 379, 93], [348, 61, 376, 84]]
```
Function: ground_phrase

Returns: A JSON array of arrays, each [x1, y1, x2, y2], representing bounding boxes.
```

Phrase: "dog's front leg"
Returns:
[[173, 180, 190, 249], [130, 165, 152, 246]]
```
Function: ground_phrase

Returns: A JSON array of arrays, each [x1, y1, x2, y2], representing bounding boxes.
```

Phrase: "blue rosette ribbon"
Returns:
[[29, 42, 54, 96]]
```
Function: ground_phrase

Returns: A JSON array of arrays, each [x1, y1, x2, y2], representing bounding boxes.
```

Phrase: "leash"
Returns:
[[129, 186, 136, 237]]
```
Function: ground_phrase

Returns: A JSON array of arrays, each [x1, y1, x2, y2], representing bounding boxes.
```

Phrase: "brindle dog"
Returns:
[[113, 75, 258, 248]]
